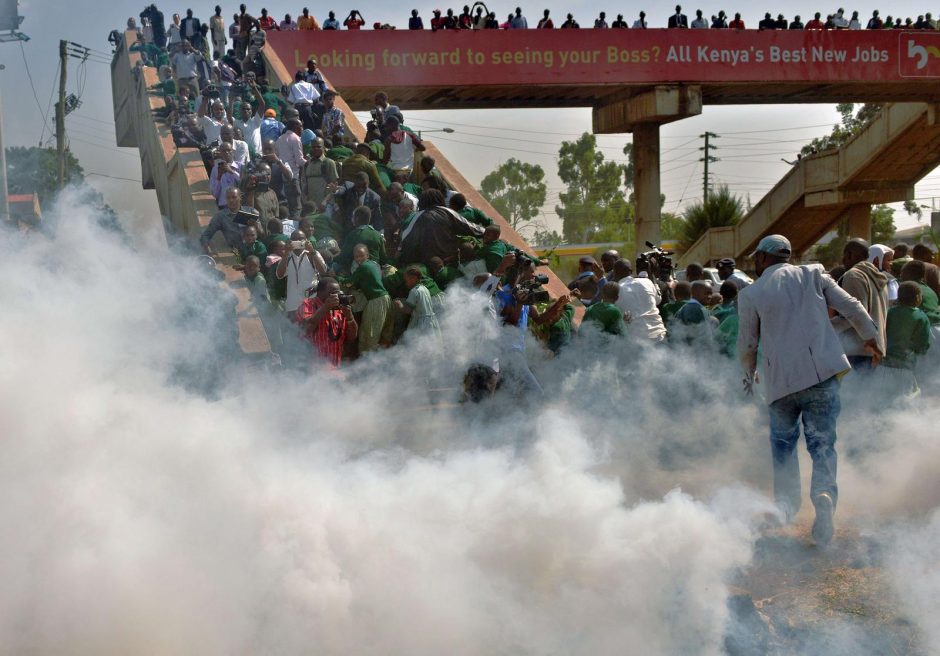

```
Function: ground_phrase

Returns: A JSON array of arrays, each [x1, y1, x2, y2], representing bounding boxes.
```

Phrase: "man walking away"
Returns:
[[832, 238, 888, 372], [738, 235, 882, 547]]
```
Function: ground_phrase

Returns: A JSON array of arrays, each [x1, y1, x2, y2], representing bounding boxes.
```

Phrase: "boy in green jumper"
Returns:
[[583, 281, 626, 335], [661, 281, 691, 325], [479, 224, 512, 273], [428, 256, 463, 290], [883, 281, 932, 396], [347, 244, 393, 352]]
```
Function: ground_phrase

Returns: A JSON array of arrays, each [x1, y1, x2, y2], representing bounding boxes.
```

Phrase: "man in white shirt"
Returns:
[[287, 70, 320, 132], [197, 95, 227, 144], [632, 11, 647, 27], [219, 124, 249, 166], [737, 234, 882, 547], [691, 9, 709, 27], [276, 229, 328, 316], [275, 118, 307, 220], [171, 39, 200, 95], [233, 80, 266, 158], [832, 7, 849, 27], [612, 258, 665, 342]]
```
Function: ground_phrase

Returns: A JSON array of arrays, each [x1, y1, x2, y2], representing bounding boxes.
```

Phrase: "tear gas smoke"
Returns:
[[1, 193, 939, 654]]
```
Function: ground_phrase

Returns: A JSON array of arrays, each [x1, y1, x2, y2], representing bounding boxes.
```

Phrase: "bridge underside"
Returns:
[[338, 81, 940, 113]]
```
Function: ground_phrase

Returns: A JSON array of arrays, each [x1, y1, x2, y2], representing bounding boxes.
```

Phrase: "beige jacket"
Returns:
[[832, 261, 888, 356]]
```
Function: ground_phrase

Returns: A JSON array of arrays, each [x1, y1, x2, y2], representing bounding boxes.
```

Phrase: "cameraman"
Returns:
[[491, 253, 544, 396], [296, 277, 358, 369], [637, 247, 673, 305]]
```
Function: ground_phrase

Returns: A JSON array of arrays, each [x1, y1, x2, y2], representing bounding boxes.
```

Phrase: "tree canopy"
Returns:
[[480, 158, 547, 233], [676, 185, 744, 251], [555, 132, 632, 244], [5, 146, 121, 232]]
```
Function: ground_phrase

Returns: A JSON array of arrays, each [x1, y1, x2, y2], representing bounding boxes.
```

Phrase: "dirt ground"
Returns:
[[726, 519, 923, 655]]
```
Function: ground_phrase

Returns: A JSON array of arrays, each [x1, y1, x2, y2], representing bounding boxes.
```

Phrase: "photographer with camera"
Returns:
[[208, 143, 241, 207], [489, 251, 546, 396], [637, 241, 675, 305], [296, 277, 358, 369], [277, 229, 328, 318]]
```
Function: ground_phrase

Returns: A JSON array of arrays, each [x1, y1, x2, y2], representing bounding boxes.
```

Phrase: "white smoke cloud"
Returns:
[[3, 191, 940, 654]]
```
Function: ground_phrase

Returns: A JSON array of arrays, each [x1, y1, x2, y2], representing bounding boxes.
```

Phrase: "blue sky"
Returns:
[[3, 0, 939, 239]]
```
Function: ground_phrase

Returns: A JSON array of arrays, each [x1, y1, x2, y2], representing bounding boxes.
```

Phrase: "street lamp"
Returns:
[[417, 127, 455, 139]]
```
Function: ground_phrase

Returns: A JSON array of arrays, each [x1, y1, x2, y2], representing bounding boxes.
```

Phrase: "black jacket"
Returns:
[[668, 13, 688, 27], [398, 206, 484, 265]]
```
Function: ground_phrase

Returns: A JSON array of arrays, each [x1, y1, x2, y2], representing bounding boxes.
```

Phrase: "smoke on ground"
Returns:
[[1, 192, 938, 655]]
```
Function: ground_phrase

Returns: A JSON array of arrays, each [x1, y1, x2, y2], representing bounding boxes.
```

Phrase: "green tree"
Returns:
[[676, 185, 744, 251], [5, 146, 84, 209], [480, 158, 547, 232], [5, 146, 121, 233], [532, 227, 564, 248], [801, 103, 883, 156], [812, 204, 897, 267], [556, 132, 631, 243]]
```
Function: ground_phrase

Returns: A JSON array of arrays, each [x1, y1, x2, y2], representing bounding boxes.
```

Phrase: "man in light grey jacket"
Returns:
[[737, 235, 882, 546]]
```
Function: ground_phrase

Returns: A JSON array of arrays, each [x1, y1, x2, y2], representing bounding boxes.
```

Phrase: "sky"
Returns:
[[3, 0, 940, 240]]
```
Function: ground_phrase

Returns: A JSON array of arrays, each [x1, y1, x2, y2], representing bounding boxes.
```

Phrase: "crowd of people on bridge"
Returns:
[[116, 2, 940, 548], [126, 3, 940, 36]]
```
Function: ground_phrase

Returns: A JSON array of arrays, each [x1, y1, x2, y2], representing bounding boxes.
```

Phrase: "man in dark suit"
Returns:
[[758, 12, 777, 29], [667, 5, 688, 27]]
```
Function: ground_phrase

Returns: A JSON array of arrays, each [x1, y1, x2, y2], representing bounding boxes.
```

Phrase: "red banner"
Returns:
[[265, 29, 940, 88]]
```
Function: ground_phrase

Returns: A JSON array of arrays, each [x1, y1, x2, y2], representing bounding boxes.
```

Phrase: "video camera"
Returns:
[[637, 241, 674, 283], [514, 274, 550, 305]]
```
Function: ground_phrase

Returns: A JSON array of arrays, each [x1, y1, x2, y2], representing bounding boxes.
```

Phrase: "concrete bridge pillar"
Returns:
[[633, 124, 661, 255], [592, 86, 702, 255], [845, 204, 872, 242]]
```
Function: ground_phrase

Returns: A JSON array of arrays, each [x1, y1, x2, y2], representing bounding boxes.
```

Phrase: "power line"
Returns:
[[67, 136, 139, 157], [86, 171, 141, 183], [70, 113, 115, 126], [19, 41, 54, 146]]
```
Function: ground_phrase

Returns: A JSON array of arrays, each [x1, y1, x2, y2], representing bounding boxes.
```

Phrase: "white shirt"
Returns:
[[234, 114, 262, 157], [388, 132, 417, 171], [275, 131, 306, 178], [172, 51, 198, 78], [167, 23, 182, 45], [632, 19, 647, 28], [691, 17, 708, 27], [199, 114, 226, 144], [848, 18, 861, 29], [230, 139, 250, 166], [278, 250, 319, 313], [617, 276, 666, 341], [287, 80, 320, 104], [832, 13, 849, 27]]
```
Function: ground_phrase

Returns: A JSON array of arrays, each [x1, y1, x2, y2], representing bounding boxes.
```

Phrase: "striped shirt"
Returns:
[[296, 297, 347, 368]]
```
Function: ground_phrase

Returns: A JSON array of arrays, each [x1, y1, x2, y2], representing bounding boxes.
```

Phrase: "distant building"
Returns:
[[7, 192, 42, 230]]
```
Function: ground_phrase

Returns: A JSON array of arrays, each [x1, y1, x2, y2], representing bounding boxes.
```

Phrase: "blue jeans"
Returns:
[[767, 376, 841, 519]]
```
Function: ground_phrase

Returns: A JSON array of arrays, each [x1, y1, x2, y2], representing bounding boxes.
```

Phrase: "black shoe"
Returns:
[[812, 493, 834, 547]]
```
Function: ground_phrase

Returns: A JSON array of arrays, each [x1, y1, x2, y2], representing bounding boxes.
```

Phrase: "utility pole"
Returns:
[[699, 131, 719, 201], [56, 39, 67, 189], [0, 90, 8, 222]]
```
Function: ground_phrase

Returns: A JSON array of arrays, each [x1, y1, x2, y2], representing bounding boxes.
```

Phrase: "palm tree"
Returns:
[[678, 185, 744, 251]]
